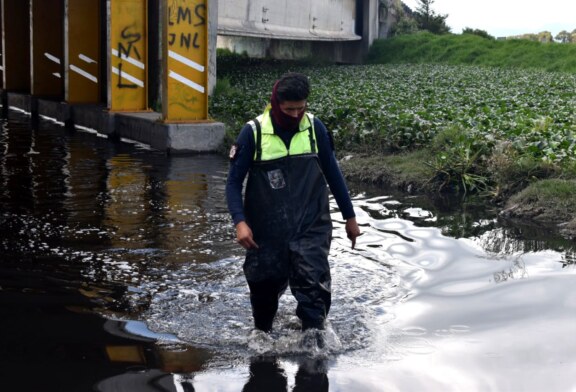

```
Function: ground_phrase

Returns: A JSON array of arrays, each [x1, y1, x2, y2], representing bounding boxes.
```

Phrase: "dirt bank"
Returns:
[[339, 154, 576, 241]]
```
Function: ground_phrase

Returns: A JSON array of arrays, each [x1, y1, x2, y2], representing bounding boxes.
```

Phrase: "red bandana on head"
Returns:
[[270, 81, 305, 132]]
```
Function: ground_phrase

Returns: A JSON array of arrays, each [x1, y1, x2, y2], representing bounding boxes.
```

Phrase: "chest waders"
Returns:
[[243, 110, 332, 332]]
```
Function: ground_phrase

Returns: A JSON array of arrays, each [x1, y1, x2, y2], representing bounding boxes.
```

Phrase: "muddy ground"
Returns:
[[339, 154, 576, 241]]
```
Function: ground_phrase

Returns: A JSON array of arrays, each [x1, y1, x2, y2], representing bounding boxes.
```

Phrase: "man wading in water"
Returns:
[[226, 72, 362, 349]]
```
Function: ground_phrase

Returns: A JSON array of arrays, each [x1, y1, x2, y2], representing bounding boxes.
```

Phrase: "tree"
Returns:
[[537, 31, 553, 43], [380, 0, 419, 37], [413, 0, 450, 34], [386, 0, 419, 36], [555, 30, 571, 43]]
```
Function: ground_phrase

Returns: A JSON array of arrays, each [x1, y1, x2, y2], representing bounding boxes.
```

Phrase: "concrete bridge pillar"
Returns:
[[31, 0, 65, 100], [65, 0, 102, 104], [0, 0, 225, 153], [108, 0, 149, 111], [162, 0, 209, 121], [2, 0, 31, 92]]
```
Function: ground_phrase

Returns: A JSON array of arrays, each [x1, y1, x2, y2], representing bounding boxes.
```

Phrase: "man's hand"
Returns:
[[235, 221, 259, 249], [345, 217, 363, 249]]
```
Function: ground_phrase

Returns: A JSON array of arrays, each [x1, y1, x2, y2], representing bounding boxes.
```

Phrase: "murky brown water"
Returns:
[[1, 110, 575, 391]]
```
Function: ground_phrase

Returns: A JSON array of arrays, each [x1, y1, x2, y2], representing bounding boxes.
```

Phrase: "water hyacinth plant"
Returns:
[[211, 60, 576, 197]]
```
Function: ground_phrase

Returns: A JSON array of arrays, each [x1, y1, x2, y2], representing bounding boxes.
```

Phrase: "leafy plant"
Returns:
[[210, 56, 576, 198], [425, 126, 491, 194]]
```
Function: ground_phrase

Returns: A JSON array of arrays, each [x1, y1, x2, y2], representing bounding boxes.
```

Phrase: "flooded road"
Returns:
[[1, 110, 575, 391]]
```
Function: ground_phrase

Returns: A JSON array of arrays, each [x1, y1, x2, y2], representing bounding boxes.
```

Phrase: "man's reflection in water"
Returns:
[[293, 358, 329, 392], [242, 356, 328, 392], [242, 357, 287, 391]]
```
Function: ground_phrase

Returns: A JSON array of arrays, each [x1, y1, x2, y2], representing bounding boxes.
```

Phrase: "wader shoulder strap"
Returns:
[[306, 114, 316, 154], [253, 118, 262, 161]]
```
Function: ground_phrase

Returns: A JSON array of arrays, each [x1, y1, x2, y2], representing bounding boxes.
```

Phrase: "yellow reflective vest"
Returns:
[[248, 105, 317, 162]]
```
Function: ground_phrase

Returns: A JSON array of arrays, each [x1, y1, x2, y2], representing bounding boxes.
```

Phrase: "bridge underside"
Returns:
[[218, 0, 361, 41], [217, 0, 378, 63]]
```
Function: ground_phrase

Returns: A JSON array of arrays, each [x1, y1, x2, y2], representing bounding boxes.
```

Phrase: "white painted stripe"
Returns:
[[70, 65, 98, 83], [52, 73, 62, 78], [79, 54, 97, 64], [169, 70, 205, 93], [168, 50, 204, 72], [0, 66, 4, 71], [44, 53, 61, 64], [111, 49, 145, 70], [112, 67, 144, 88]]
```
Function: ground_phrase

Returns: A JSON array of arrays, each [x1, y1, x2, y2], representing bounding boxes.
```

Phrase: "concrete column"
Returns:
[[162, 0, 209, 121], [0, 4, 3, 89], [108, 0, 149, 111], [65, 0, 102, 103], [2, 0, 31, 92], [31, 0, 65, 99]]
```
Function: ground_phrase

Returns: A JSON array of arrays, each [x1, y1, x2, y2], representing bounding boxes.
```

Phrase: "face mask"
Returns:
[[270, 81, 305, 132]]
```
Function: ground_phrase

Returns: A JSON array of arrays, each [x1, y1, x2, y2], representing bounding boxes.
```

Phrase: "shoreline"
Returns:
[[338, 153, 576, 240]]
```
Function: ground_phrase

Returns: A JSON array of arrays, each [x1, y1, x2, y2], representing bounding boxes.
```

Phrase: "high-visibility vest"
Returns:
[[248, 105, 317, 162]]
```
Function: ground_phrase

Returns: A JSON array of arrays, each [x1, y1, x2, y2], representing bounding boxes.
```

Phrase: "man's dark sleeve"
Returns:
[[314, 118, 356, 220], [225, 124, 255, 225]]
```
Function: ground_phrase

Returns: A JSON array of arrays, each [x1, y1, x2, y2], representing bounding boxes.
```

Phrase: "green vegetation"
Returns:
[[211, 41, 576, 229], [336, 149, 435, 190], [504, 179, 576, 223], [461, 28, 494, 40], [368, 32, 576, 73]]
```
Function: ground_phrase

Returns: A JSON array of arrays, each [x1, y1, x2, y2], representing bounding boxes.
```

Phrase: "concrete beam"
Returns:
[[115, 112, 225, 153]]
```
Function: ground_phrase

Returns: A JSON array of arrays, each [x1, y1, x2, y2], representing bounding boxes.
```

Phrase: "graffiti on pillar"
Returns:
[[119, 25, 143, 59], [117, 25, 142, 89], [110, 0, 147, 111], [168, 4, 206, 49], [164, 0, 208, 121]]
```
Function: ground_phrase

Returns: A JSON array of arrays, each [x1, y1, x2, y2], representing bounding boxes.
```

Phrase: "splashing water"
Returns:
[[2, 112, 576, 391]]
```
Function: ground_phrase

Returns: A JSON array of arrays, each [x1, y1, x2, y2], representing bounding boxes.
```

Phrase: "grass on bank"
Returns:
[[367, 32, 576, 73], [211, 41, 576, 219], [504, 179, 576, 223], [338, 149, 435, 190]]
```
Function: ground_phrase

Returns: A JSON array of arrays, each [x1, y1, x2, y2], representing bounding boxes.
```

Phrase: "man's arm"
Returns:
[[225, 124, 259, 249], [314, 118, 362, 248], [226, 124, 254, 225]]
